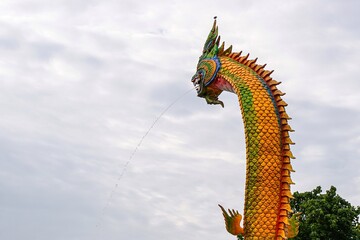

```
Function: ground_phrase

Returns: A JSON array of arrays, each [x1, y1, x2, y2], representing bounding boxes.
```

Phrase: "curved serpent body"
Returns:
[[191, 19, 298, 239]]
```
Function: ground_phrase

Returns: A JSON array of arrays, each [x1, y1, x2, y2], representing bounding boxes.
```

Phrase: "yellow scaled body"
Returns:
[[218, 55, 295, 239], [191, 18, 298, 239]]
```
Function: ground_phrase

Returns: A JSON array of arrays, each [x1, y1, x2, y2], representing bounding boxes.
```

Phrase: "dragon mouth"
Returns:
[[192, 75, 202, 93], [195, 83, 200, 92]]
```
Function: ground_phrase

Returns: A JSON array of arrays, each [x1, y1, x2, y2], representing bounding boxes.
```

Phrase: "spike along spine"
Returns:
[[191, 18, 297, 239]]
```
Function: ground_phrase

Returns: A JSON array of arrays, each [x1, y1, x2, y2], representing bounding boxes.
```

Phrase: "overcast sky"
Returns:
[[0, 1, 359, 240]]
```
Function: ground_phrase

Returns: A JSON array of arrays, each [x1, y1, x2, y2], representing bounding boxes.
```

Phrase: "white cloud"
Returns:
[[0, 0, 359, 240]]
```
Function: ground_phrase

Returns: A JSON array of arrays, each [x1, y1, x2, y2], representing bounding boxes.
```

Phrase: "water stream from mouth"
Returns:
[[95, 87, 195, 232]]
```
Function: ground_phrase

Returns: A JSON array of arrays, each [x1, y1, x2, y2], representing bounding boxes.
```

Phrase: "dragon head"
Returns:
[[191, 17, 224, 107]]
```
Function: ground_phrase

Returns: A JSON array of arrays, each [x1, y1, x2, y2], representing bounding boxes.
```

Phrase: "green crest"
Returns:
[[200, 17, 219, 60]]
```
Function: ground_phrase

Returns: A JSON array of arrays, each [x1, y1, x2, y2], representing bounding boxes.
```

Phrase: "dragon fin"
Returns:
[[219, 204, 244, 237]]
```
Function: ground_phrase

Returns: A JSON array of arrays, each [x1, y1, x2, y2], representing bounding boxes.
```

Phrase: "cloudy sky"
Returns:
[[0, 0, 359, 239]]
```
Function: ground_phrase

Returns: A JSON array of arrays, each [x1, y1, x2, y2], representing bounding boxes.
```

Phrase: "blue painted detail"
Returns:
[[204, 56, 221, 87], [205, 40, 214, 52]]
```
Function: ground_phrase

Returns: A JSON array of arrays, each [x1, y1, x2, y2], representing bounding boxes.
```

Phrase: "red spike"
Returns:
[[281, 183, 291, 190], [278, 100, 288, 106], [258, 69, 265, 75], [283, 163, 295, 172], [223, 45, 233, 55], [268, 80, 281, 86], [240, 53, 250, 63], [249, 58, 258, 67], [282, 131, 290, 137], [279, 210, 289, 216], [284, 137, 295, 145], [283, 144, 290, 150], [283, 150, 296, 159], [254, 64, 262, 71], [281, 196, 289, 203], [216, 36, 221, 45], [263, 70, 274, 78], [281, 169, 290, 176], [233, 51, 242, 58], [283, 156, 291, 163], [255, 63, 266, 71], [281, 119, 288, 125], [273, 89, 285, 96]]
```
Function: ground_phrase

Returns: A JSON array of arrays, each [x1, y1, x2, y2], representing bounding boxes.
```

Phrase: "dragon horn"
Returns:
[[203, 17, 219, 53]]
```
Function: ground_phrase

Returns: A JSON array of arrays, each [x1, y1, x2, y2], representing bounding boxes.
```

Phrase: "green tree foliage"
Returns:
[[236, 235, 244, 240], [290, 186, 360, 240]]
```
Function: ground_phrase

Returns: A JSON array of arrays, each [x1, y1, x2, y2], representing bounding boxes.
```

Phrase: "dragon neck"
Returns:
[[217, 55, 295, 239]]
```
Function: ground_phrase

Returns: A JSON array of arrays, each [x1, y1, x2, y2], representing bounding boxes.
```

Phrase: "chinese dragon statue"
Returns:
[[191, 17, 299, 239]]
